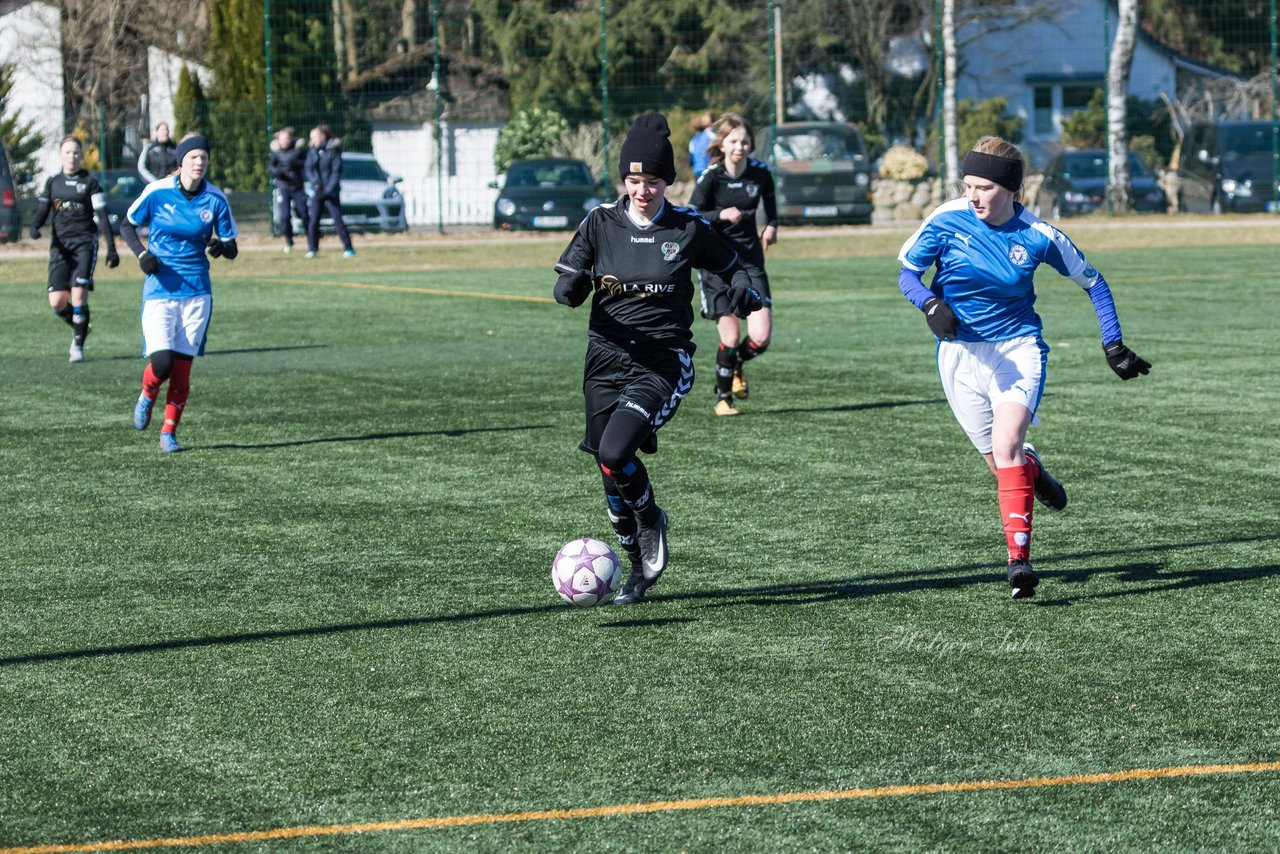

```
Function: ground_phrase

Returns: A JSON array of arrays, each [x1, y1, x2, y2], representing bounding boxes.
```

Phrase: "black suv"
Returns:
[[0, 139, 20, 243], [1177, 120, 1279, 213]]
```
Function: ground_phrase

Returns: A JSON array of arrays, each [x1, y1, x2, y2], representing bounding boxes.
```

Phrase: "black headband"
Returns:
[[961, 150, 1023, 192], [176, 134, 210, 165]]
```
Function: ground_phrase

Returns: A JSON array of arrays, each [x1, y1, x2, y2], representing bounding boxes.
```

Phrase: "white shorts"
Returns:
[[936, 336, 1048, 454], [141, 294, 212, 358]]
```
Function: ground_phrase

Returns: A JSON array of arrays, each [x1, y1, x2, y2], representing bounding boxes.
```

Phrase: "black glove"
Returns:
[[30, 226, 41, 241], [105, 249, 120, 269], [727, 284, 764, 318], [206, 234, 224, 258], [923, 297, 959, 340], [138, 251, 159, 275], [1103, 340, 1151, 380], [553, 262, 593, 307]]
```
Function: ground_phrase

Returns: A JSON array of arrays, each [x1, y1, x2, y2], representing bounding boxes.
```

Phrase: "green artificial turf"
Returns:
[[1, 224, 1278, 852]]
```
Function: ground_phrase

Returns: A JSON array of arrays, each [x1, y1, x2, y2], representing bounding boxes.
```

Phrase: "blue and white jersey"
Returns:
[[127, 176, 238, 301], [898, 199, 1100, 343]]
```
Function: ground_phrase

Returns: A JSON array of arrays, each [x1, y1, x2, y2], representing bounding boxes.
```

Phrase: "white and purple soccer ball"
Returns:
[[552, 537, 622, 607]]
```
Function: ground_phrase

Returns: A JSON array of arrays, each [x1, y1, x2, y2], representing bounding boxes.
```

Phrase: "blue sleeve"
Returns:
[[1087, 275, 1123, 344], [899, 267, 936, 310], [215, 197, 239, 241]]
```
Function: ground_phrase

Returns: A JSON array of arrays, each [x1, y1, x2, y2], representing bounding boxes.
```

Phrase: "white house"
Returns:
[[0, 0, 64, 178], [957, 0, 1223, 165], [371, 119, 501, 228]]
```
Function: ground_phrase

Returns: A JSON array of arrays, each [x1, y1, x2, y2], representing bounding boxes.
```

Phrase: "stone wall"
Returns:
[[871, 178, 942, 224]]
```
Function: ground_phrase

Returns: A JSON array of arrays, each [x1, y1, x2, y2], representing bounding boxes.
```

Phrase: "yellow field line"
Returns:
[[4, 761, 1278, 853], [266, 277, 554, 303]]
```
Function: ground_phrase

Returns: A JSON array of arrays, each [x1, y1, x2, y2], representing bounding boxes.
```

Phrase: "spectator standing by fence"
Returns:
[[304, 125, 355, 258], [269, 127, 309, 253], [137, 123, 178, 183]]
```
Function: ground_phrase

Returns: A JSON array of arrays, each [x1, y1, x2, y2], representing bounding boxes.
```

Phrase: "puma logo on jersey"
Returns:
[[954, 232, 972, 247], [163, 203, 178, 214], [1007, 512, 1031, 523]]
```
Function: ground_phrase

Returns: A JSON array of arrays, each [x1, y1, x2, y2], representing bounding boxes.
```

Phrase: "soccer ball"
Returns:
[[552, 537, 622, 607]]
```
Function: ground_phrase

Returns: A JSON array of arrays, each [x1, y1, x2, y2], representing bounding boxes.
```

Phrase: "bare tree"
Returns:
[[1107, 0, 1138, 211], [941, 0, 958, 190]]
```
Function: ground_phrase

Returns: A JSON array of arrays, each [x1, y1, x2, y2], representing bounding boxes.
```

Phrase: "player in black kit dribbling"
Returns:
[[553, 113, 762, 605]]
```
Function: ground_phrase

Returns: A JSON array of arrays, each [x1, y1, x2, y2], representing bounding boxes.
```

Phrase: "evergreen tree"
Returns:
[[208, 0, 268, 190], [269, 0, 345, 140], [0, 63, 44, 188], [173, 66, 211, 139]]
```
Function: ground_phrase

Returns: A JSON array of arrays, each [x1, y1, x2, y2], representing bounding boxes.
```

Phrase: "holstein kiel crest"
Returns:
[[1008, 244, 1028, 265]]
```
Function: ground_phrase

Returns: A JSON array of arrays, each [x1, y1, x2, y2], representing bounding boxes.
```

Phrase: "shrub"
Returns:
[[879, 145, 929, 180], [494, 109, 572, 174]]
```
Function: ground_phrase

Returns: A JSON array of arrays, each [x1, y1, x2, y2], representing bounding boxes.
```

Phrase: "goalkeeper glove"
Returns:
[[923, 297, 958, 340], [1103, 340, 1151, 380]]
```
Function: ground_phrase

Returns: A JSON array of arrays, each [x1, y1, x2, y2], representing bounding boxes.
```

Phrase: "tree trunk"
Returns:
[[1107, 0, 1138, 212], [402, 0, 417, 48], [942, 0, 958, 192]]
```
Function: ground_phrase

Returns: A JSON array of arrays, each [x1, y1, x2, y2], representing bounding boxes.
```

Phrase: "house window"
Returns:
[[1033, 87, 1054, 135], [1062, 84, 1100, 117]]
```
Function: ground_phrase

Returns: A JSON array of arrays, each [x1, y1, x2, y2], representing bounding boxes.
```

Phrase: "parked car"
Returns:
[[0, 139, 20, 243], [277, 152, 407, 235], [756, 122, 873, 224], [492, 158, 604, 231], [1034, 150, 1166, 218], [1177, 120, 1278, 213], [99, 169, 147, 234]]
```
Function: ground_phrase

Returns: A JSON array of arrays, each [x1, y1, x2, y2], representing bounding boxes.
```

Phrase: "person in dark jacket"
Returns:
[[268, 127, 309, 253], [137, 122, 178, 183], [303, 125, 354, 258]]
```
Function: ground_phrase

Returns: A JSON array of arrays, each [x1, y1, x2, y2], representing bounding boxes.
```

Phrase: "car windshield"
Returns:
[[1221, 125, 1271, 158], [772, 128, 864, 162], [344, 158, 388, 181], [1060, 152, 1150, 179], [506, 162, 593, 188]]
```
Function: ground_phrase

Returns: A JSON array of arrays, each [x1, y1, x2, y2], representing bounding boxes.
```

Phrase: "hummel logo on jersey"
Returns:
[[630, 235, 655, 243], [954, 232, 972, 247], [1008, 512, 1031, 523]]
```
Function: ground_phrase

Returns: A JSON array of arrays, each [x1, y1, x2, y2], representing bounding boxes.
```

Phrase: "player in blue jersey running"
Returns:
[[898, 136, 1150, 599], [118, 133, 239, 453]]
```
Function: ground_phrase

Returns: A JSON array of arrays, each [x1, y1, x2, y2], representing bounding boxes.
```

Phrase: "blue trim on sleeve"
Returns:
[[1088, 275, 1123, 344], [899, 267, 935, 310]]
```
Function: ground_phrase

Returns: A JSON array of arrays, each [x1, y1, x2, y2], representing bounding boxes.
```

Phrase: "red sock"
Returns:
[[996, 463, 1036, 562], [162, 359, 192, 434], [141, 363, 162, 401]]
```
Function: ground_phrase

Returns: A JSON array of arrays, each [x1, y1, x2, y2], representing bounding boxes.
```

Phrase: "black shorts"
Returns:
[[579, 338, 694, 456], [699, 264, 770, 320], [47, 241, 97, 292]]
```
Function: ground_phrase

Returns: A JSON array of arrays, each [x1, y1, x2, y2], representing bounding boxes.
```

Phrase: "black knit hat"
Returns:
[[618, 112, 676, 184], [176, 134, 210, 165]]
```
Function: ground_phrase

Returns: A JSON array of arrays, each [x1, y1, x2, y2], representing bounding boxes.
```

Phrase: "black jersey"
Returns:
[[687, 158, 778, 266], [37, 170, 106, 245], [557, 197, 742, 354]]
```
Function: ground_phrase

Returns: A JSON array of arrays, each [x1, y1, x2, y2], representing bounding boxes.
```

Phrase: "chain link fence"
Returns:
[[5, 0, 1278, 233]]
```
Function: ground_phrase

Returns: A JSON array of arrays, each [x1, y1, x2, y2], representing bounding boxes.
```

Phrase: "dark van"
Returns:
[[1177, 120, 1279, 213], [757, 122, 873, 224], [0, 140, 20, 243]]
